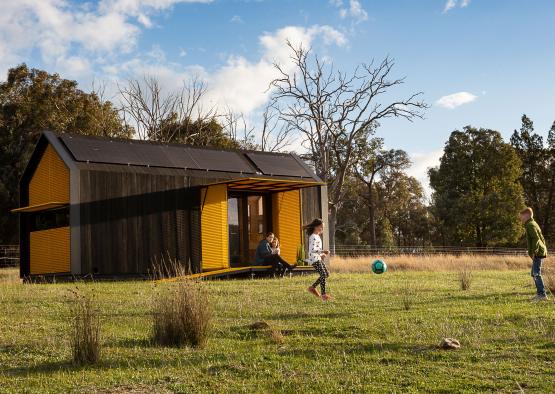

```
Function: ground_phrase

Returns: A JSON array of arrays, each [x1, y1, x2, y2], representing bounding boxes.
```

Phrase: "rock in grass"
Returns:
[[439, 338, 461, 350], [249, 321, 271, 330]]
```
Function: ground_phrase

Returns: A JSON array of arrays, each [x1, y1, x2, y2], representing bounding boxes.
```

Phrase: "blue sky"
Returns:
[[1, 0, 554, 189]]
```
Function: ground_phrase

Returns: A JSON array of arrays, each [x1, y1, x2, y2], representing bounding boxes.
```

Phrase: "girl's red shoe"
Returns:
[[321, 294, 333, 301], [307, 286, 320, 297]]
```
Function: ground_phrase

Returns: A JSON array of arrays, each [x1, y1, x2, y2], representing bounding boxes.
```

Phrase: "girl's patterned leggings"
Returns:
[[312, 260, 330, 295]]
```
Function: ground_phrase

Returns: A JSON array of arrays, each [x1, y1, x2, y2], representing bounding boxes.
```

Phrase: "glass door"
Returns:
[[228, 193, 270, 266]]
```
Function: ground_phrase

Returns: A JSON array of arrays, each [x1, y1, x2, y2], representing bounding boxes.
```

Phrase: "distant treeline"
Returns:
[[335, 117, 555, 248], [1, 63, 553, 249]]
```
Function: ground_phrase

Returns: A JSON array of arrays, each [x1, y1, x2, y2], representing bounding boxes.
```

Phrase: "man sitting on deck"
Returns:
[[255, 232, 296, 276]]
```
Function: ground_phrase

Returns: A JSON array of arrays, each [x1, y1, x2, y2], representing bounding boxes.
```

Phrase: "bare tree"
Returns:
[[118, 75, 217, 143], [353, 137, 411, 246], [260, 104, 294, 152], [270, 43, 427, 251], [220, 108, 256, 148]]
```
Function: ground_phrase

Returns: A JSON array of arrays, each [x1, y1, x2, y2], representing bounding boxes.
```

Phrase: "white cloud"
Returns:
[[443, 0, 471, 13], [230, 15, 243, 24], [0, 0, 210, 78], [407, 149, 443, 197], [208, 25, 347, 114], [435, 91, 477, 109], [331, 0, 368, 23], [101, 24, 347, 116]]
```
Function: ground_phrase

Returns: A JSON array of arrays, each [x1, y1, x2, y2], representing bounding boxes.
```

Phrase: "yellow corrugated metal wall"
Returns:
[[30, 227, 70, 274], [201, 184, 229, 271], [29, 144, 71, 274], [272, 190, 301, 264], [29, 144, 70, 205]]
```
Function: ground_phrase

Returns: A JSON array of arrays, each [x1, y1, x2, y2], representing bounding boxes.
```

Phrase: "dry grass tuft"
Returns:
[[543, 263, 555, 294], [459, 269, 473, 291], [69, 288, 101, 365], [329, 254, 541, 273], [248, 321, 284, 344], [149, 252, 192, 280], [152, 281, 211, 348], [0, 268, 20, 285]]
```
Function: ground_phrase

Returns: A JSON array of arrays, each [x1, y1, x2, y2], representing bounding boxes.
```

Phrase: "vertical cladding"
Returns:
[[272, 190, 302, 264], [79, 167, 201, 276], [201, 184, 229, 271], [28, 144, 71, 275], [29, 144, 70, 205], [30, 227, 70, 274]]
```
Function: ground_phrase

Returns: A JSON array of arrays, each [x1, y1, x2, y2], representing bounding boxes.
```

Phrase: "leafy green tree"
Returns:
[[376, 216, 395, 248], [353, 137, 411, 245], [510, 115, 555, 242], [377, 172, 431, 246], [429, 126, 524, 246], [0, 64, 131, 243]]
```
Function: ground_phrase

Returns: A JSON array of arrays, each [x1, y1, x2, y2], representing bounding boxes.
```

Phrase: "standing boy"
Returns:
[[520, 207, 549, 301]]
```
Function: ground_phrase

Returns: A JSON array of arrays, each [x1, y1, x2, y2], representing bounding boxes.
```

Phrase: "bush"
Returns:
[[152, 282, 211, 348], [69, 289, 101, 365], [459, 269, 473, 291]]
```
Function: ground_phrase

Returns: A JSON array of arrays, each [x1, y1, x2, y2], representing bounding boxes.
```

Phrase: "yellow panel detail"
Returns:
[[273, 190, 301, 264], [30, 226, 70, 274], [201, 184, 229, 271], [29, 144, 69, 206]]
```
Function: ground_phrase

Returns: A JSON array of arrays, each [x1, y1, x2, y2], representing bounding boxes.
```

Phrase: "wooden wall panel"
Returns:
[[79, 169, 200, 276], [200, 184, 229, 271], [29, 144, 69, 205], [272, 190, 302, 264], [30, 226, 70, 274]]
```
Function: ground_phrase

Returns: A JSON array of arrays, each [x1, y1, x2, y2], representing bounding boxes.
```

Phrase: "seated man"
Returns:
[[255, 232, 296, 276]]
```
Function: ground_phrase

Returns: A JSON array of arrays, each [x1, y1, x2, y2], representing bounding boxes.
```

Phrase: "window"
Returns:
[[30, 207, 69, 231]]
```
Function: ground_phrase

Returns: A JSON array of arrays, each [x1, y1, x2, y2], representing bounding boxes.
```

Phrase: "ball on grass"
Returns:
[[371, 259, 387, 274]]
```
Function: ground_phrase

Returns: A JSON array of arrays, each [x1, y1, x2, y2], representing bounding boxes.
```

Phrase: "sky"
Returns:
[[1, 0, 554, 192]]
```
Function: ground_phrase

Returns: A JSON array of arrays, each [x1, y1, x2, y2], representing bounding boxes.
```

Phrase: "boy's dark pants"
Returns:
[[531, 257, 546, 296], [264, 254, 294, 276]]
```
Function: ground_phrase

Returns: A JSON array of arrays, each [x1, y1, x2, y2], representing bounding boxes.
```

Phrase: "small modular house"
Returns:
[[13, 131, 329, 278]]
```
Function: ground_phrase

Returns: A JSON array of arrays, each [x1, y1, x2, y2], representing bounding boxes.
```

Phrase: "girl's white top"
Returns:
[[271, 246, 280, 255], [308, 233, 323, 264]]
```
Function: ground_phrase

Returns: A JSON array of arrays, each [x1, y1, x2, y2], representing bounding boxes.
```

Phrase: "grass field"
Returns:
[[1, 257, 555, 393]]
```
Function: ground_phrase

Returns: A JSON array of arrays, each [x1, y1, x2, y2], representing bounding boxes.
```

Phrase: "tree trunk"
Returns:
[[367, 183, 376, 246], [542, 171, 555, 240], [476, 225, 483, 247], [328, 205, 337, 254]]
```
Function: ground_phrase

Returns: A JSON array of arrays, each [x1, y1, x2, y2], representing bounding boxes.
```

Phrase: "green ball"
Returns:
[[371, 259, 387, 274]]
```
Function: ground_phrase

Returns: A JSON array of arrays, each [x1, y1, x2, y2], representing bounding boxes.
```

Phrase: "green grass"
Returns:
[[1, 269, 554, 393]]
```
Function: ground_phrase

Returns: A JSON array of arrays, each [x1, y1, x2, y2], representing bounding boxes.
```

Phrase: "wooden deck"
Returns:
[[154, 265, 315, 283]]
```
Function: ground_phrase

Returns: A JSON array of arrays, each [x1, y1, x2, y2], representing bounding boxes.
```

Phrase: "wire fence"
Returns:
[[0, 245, 19, 268], [0, 244, 528, 269], [333, 245, 526, 257]]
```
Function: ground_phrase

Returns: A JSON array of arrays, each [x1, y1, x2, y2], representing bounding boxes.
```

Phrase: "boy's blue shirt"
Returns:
[[255, 239, 272, 264]]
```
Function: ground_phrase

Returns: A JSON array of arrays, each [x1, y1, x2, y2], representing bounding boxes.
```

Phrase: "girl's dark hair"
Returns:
[[303, 218, 323, 236]]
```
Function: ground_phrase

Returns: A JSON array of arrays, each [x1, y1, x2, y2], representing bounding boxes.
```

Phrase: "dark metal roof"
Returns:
[[246, 152, 314, 178], [58, 134, 319, 180], [60, 134, 256, 174]]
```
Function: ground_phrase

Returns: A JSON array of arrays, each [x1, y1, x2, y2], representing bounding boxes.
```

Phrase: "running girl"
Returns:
[[305, 218, 331, 301]]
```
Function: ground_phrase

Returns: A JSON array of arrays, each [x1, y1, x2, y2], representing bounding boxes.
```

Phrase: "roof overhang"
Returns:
[[11, 202, 68, 213], [208, 177, 325, 192]]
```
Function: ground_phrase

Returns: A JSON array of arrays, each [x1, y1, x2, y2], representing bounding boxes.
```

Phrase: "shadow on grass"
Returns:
[[109, 337, 153, 348], [270, 311, 353, 320]]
